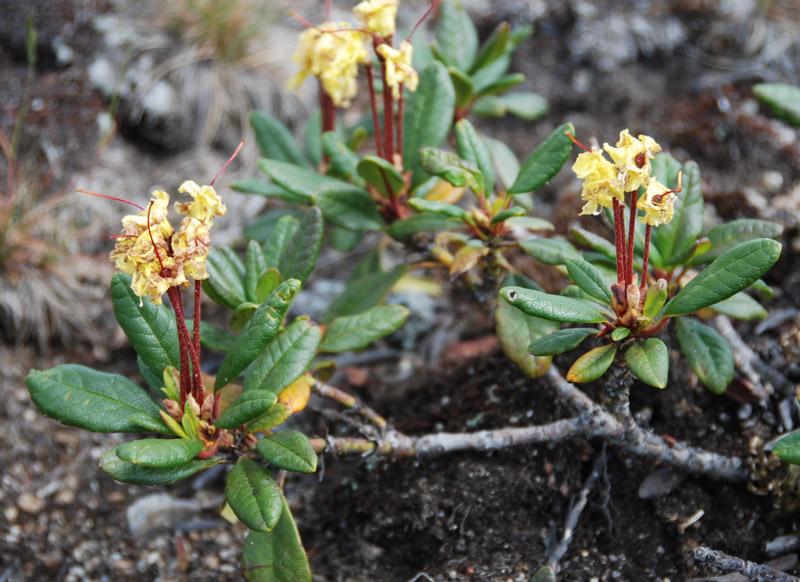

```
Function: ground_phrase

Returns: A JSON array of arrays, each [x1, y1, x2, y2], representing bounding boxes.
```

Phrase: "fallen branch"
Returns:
[[691, 545, 800, 582]]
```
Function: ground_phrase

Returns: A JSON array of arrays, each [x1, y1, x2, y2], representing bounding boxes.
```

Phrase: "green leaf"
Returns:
[[567, 344, 617, 383], [387, 214, 461, 238], [204, 246, 246, 309], [320, 305, 409, 352], [231, 179, 307, 205], [258, 158, 350, 201], [111, 273, 180, 378], [651, 156, 703, 261], [248, 402, 294, 432], [115, 438, 204, 468], [256, 269, 282, 304], [137, 356, 164, 392], [482, 135, 519, 193], [216, 390, 278, 429], [505, 216, 554, 231], [263, 215, 300, 272], [322, 265, 407, 324], [528, 327, 598, 356], [215, 279, 301, 391], [611, 327, 630, 341], [774, 431, 800, 464], [474, 92, 546, 120], [322, 131, 364, 186], [663, 238, 782, 317], [708, 291, 768, 320], [625, 339, 669, 389], [491, 206, 526, 225], [676, 318, 734, 394], [471, 22, 510, 73], [519, 238, 581, 265], [531, 566, 557, 582], [245, 240, 267, 304], [128, 411, 174, 435], [26, 364, 162, 433], [403, 62, 456, 190], [243, 319, 322, 394], [455, 119, 495, 194], [692, 219, 783, 265], [313, 183, 384, 231], [356, 156, 405, 198], [500, 287, 608, 323], [250, 111, 308, 167], [226, 458, 283, 533], [246, 210, 302, 244], [231, 305, 258, 334], [303, 109, 322, 167], [449, 67, 475, 108], [434, 0, 478, 71], [496, 281, 557, 377], [508, 123, 574, 194], [753, 83, 800, 126], [566, 258, 613, 304], [642, 283, 668, 318], [200, 321, 237, 353], [409, 198, 469, 220], [418, 147, 485, 195], [277, 206, 324, 284], [328, 225, 363, 252], [571, 227, 617, 261], [100, 448, 219, 485], [257, 431, 318, 473], [241, 499, 311, 582]]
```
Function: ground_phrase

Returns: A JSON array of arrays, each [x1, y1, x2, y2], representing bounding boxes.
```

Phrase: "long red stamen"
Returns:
[[77, 189, 144, 211], [211, 139, 245, 186], [566, 132, 592, 153], [627, 190, 639, 287], [407, 0, 439, 41]]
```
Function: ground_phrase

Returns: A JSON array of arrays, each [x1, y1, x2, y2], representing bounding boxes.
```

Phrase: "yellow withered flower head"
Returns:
[[637, 178, 676, 227], [175, 180, 226, 226], [572, 148, 624, 216], [287, 22, 369, 108], [603, 130, 661, 192], [353, 0, 398, 38], [376, 40, 418, 100]]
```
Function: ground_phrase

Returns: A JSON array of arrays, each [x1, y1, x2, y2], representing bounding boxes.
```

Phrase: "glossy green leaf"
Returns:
[[111, 273, 180, 378], [403, 62, 456, 190], [215, 279, 301, 391], [243, 319, 322, 394], [519, 238, 581, 265], [483, 135, 520, 193], [473, 92, 546, 120], [26, 365, 162, 433], [116, 438, 204, 468], [471, 22, 510, 73], [137, 356, 164, 392], [567, 344, 617, 383], [246, 210, 302, 245], [230, 302, 258, 333], [241, 499, 311, 582], [215, 390, 278, 429], [263, 215, 300, 272], [387, 214, 460, 238], [500, 286, 608, 323], [303, 109, 322, 167], [449, 67, 474, 108], [245, 240, 267, 304], [231, 179, 307, 205], [753, 83, 800, 126], [474, 73, 525, 99], [434, 0, 478, 71], [226, 458, 283, 533], [357, 156, 405, 198], [248, 402, 294, 432], [277, 206, 324, 284], [322, 265, 407, 324], [322, 131, 364, 186], [774, 431, 800, 465], [455, 119, 495, 194], [651, 156, 703, 261], [128, 411, 174, 435], [418, 147, 485, 195], [571, 227, 617, 261], [409, 198, 469, 220], [204, 246, 246, 309], [256, 269, 282, 304], [250, 111, 308, 167], [692, 219, 783, 265], [611, 327, 630, 341], [663, 238, 781, 317], [566, 258, 613, 304], [328, 225, 363, 252], [320, 305, 409, 352], [257, 431, 318, 473], [313, 183, 384, 231], [508, 123, 574, 194], [258, 158, 347, 201], [642, 283, 668, 318], [491, 206, 527, 225], [676, 318, 734, 394], [200, 321, 237, 353], [528, 327, 598, 356], [708, 291, 768, 320], [100, 448, 219, 485], [625, 339, 669, 389]]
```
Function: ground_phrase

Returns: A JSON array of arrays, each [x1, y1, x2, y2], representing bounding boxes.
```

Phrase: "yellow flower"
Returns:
[[603, 130, 661, 192], [376, 40, 418, 100], [572, 148, 624, 215], [287, 23, 369, 108], [637, 178, 676, 226], [353, 0, 398, 38], [175, 180, 226, 226]]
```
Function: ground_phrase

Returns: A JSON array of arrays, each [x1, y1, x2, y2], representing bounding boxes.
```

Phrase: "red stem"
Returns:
[[193, 279, 202, 360], [169, 286, 203, 404], [381, 56, 394, 162], [320, 83, 335, 164], [627, 190, 638, 287], [168, 287, 191, 406], [641, 224, 652, 290], [396, 84, 404, 162], [612, 199, 625, 284], [366, 66, 384, 159]]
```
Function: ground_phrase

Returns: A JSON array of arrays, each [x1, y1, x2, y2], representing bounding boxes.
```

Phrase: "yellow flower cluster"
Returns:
[[110, 181, 226, 305], [376, 40, 418, 100], [287, 22, 369, 108], [353, 0, 398, 38], [572, 130, 674, 226]]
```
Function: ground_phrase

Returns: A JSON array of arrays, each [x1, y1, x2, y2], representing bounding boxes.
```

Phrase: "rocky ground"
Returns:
[[2, 0, 800, 581]]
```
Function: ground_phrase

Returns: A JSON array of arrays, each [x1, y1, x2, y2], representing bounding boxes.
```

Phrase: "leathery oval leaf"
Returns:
[[241, 498, 311, 582], [501, 286, 607, 323], [115, 438, 204, 468], [320, 305, 409, 353], [215, 390, 278, 429], [566, 344, 617, 383], [675, 318, 734, 394], [508, 123, 574, 194], [256, 431, 318, 473], [625, 338, 669, 389], [226, 458, 283, 533], [100, 448, 219, 485], [528, 327, 598, 356]]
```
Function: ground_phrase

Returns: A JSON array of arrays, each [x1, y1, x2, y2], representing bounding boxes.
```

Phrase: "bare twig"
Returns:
[[692, 545, 800, 582], [313, 381, 388, 428]]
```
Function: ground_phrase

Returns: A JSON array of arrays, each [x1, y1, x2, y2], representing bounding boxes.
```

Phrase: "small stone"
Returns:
[[5, 505, 19, 522], [114, 558, 135, 573], [18, 492, 45, 514], [55, 489, 75, 506], [127, 493, 200, 539]]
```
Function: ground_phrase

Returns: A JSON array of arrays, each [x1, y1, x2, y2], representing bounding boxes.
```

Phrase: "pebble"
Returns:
[[126, 493, 201, 539], [5, 505, 19, 522], [18, 492, 45, 514]]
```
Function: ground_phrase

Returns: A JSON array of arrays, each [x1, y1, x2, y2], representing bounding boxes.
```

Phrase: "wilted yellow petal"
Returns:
[[353, 0, 398, 38], [376, 40, 418, 100]]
